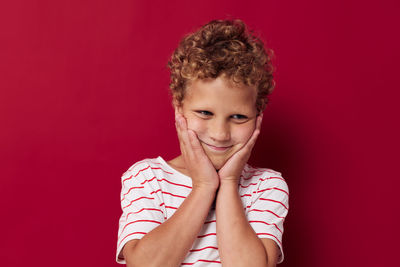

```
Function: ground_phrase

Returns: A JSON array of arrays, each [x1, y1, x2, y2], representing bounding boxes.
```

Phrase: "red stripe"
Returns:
[[134, 166, 151, 177], [240, 193, 251, 197], [197, 233, 216, 238], [242, 173, 263, 180], [204, 220, 216, 224], [260, 176, 286, 182], [118, 231, 147, 247], [122, 171, 192, 192], [162, 191, 187, 199], [239, 182, 257, 188], [127, 160, 151, 172], [135, 166, 174, 177], [122, 161, 173, 187], [256, 232, 282, 246], [255, 187, 289, 196], [159, 203, 178, 209], [122, 161, 155, 186], [119, 220, 162, 239], [122, 175, 133, 186], [141, 176, 157, 184], [122, 196, 154, 209], [140, 176, 192, 189], [150, 189, 187, 199], [125, 208, 164, 220], [248, 209, 284, 219], [189, 246, 218, 252], [121, 186, 145, 202], [150, 189, 162, 194], [259, 198, 288, 210], [150, 167, 174, 175], [182, 259, 221, 265], [249, 220, 283, 234], [157, 178, 192, 189]]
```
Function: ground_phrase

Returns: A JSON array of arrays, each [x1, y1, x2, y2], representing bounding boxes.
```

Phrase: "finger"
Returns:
[[179, 116, 199, 159], [176, 125, 187, 159], [175, 114, 189, 155], [175, 114, 183, 142], [239, 117, 262, 155], [176, 113, 196, 159], [249, 116, 262, 145], [256, 114, 263, 131], [174, 107, 180, 119], [176, 117, 190, 149], [187, 129, 204, 152], [177, 113, 206, 161], [246, 128, 260, 150]]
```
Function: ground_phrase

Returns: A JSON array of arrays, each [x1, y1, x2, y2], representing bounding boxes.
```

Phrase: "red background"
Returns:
[[1, 0, 399, 266]]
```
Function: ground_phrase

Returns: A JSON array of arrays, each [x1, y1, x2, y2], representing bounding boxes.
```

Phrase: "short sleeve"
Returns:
[[115, 164, 166, 264], [247, 174, 289, 264]]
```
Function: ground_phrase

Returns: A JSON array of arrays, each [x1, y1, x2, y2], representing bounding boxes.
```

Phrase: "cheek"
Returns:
[[185, 116, 206, 135], [233, 124, 255, 144]]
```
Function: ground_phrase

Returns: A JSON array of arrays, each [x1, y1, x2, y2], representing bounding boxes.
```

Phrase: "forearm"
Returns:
[[216, 180, 269, 267], [126, 186, 216, 267]]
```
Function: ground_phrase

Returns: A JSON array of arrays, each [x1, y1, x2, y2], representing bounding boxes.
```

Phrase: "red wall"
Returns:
[[1, 1, 398, 266]]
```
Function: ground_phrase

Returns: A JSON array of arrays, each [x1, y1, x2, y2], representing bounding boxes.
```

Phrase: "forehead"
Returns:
[[184, 76, 257, 113]]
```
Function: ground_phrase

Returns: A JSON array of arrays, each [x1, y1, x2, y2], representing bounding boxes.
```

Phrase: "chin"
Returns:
[[212, 161, 224, 171], [201, 143, 239, 170], [207, 154, 228, 170]]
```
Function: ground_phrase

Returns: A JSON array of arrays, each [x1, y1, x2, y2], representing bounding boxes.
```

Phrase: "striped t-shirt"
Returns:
[[116, 156, 289, 266]]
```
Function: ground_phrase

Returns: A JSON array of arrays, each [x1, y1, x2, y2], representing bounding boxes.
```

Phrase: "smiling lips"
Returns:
[[201, 141, 232, 152]]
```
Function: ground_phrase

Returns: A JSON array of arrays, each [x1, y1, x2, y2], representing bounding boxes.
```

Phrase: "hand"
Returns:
[[217, 114, 263, 183], [175, 110, 220, 191]]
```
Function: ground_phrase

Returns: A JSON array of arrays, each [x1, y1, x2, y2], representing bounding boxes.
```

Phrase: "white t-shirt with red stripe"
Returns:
[[116, 156, 289, 266]]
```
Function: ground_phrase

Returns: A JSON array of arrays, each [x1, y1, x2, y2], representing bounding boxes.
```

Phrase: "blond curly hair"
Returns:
[[167, 19, 275, 113]]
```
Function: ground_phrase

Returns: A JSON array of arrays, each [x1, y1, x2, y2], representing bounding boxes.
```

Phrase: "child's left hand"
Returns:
[[218, 114, 263, 183]]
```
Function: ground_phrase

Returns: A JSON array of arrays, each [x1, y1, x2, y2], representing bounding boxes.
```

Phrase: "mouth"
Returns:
[[201, 141, 233, 152]]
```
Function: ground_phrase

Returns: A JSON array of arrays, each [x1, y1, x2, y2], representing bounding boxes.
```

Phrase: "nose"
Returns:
[[208, 119, 231, 143]]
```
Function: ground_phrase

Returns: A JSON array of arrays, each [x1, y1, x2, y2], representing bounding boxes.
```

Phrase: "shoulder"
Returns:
[[244, 163, 283, 177], [122, 158, 160, 175], [243, 164, 289, 193], [244, 165, 290, 215], [120, 158, 163, 185]]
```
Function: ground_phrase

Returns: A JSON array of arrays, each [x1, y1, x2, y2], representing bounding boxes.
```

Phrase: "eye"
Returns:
[[196, 110, 213, 117], [231, 114, 248, 120]]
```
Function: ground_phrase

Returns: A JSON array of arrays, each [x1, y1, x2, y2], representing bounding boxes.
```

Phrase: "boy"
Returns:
[[116, 19, 289, 266]]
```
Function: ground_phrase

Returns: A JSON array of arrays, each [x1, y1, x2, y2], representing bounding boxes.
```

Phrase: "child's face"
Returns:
[[176, 76, 259, 170]]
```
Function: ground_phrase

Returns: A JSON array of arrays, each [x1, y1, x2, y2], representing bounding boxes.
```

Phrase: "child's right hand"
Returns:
[[175, 111, 220, 191]]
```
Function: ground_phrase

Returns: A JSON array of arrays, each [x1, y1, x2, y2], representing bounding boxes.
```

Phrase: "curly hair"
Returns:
[[167, 19, 275, 113]]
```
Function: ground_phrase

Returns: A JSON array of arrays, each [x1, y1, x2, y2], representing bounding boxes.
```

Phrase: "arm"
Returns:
[[123, 186, 217, 267], [123, 112, 219, 267], [216, 180, 278, 267], [216, 115, 277, 266]]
